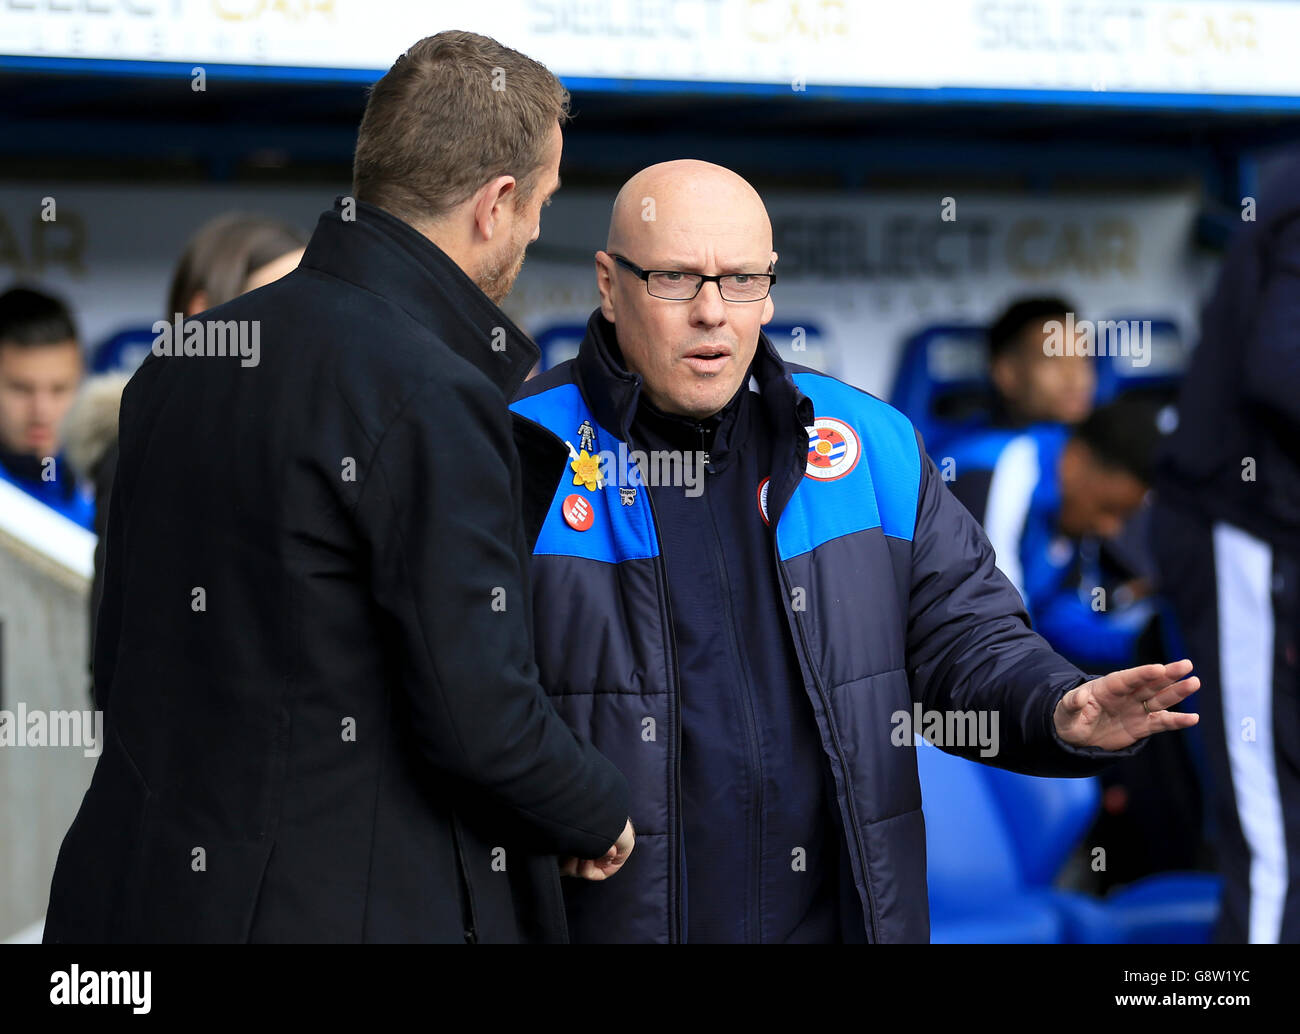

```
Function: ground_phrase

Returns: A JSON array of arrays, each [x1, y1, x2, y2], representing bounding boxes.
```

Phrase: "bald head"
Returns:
[[596, 161, 778, 420], [607, 159, 772, 260]]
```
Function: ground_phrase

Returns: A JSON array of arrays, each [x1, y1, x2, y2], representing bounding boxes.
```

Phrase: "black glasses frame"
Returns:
[[609, 253, 776, 302]]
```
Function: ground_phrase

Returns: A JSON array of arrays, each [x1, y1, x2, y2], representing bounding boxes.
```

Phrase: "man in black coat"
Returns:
[[43, 30, 632, 944]]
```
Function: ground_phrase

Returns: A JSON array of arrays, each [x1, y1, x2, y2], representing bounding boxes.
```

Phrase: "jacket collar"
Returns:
[[300, 197, 539, 398], [632, 370, 754, 474], [574, 308, 811, 442]]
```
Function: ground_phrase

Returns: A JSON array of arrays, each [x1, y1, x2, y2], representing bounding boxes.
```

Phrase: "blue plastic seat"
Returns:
[[91, 325, 156, 374], [918, 740, 1069, 943], [918, 739, 1220, 943], [1093, 316, 1187, 404], [888, 323, 993, 453]]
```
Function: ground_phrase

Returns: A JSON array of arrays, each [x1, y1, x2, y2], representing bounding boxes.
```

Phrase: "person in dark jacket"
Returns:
[[1153, 157, 1300, 943], [43, 30, 632, 945], [512, 159, 1202, 943]]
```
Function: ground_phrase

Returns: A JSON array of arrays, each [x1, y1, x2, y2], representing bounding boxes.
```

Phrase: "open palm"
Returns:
[[1054, 659, 1200, 751]]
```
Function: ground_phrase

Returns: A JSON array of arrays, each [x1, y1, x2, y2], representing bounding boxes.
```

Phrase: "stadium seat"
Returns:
[[533, 322, 589, 371], [1093, 316, 1187, 405], [918, 739, 1220, 943], [918, 739, 1072, 943], [888, 323, 993, 453], [91, 325, 155, 374], [763, 321, 831, 373]]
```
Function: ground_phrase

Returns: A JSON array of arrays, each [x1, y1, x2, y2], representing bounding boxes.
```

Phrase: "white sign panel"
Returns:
[[0, 181, 1202, 398], [0, 1, 1297, 98]]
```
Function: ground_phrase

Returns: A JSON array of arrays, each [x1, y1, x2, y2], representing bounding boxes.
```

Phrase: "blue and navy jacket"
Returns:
[[943, 424, 1153, 671], [0, 447, 94, 529], [512, 311, 1140, 944]]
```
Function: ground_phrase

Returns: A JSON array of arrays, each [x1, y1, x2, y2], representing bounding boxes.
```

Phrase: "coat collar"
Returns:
[[300, 197, 539, 398], [631, 371, 753, 473]]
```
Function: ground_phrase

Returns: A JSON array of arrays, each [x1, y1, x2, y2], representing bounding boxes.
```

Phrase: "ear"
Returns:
[[760, 249, 778, 325], [595, 250, 617, 323], [989, 354, 1017, 398], [1058, 437, 1087, 490], [471, 175, 517, 242]]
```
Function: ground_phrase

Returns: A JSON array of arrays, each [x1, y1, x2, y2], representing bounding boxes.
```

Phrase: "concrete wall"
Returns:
[[0, 479, 97, 940]]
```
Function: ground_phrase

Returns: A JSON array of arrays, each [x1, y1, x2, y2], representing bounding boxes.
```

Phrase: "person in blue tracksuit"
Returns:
[[511, 159, 1203, 943], [942, 399, 1169, 673], [0, 286, 93, 529]]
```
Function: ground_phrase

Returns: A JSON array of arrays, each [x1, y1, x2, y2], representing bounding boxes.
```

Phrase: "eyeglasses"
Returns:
[[610, 253, 776, 302]]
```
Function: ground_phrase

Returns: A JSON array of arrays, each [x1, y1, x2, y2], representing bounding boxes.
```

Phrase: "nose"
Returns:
[[31, 391, 61, 426], [689, 279, 727, 328]]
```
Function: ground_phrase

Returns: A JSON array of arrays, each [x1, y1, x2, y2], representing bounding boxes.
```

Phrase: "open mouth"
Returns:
[[682, 347, 731, 373]]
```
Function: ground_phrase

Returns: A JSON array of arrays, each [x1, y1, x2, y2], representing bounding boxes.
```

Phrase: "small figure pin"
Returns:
[[577, 419, 596, 454]]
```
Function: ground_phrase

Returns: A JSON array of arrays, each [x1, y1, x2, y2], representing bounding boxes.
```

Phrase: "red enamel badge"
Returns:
[[562, 493, 594, 531]]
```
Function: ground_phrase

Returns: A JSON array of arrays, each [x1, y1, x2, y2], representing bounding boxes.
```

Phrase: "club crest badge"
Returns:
[[804, 417, 861, 481]]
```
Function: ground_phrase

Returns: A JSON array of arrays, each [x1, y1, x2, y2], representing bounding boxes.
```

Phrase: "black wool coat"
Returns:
[[43, 198, 629, 943]]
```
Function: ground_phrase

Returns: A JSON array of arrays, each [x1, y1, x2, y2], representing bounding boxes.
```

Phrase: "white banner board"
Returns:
[[1, 1, 1297, 99]]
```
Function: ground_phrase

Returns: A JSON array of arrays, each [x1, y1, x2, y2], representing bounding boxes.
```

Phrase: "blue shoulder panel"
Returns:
[[511, 381, 659, 563], [777, 373, 921, 561]]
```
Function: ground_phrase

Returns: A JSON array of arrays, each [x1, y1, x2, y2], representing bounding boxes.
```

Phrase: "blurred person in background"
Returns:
[[166, 213, 306, 318], [64, 213, 308, 707], [0, 285, 93, 529], [948, 395, 1208, 888], [986, 296, 1096, 428], [945, 395, 1168, 674], [1153, 158, 1300, 943]]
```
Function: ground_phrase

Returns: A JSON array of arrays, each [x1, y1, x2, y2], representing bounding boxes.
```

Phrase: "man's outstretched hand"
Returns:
[[1053, 659, 1200, 751], [559, 819, 635, 881]]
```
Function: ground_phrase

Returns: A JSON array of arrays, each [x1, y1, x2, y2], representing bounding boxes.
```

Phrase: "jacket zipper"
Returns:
[[771, 499, 882, 944], [637, 451, 686, 945], [699, 424, 765, 943], [450, 813, 479, 944]]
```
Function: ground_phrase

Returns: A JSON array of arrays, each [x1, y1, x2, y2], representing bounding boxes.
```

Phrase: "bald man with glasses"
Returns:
[[511, 159, 1201, 944]]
